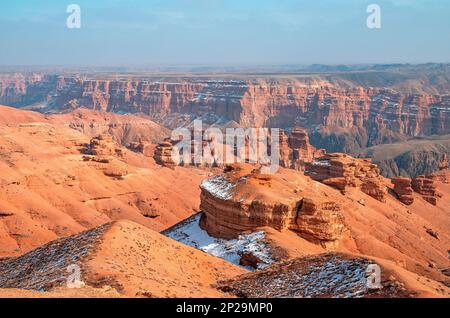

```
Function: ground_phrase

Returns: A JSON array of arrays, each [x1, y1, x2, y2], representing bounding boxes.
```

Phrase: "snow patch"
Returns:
[[201, 176, 236, 201], [163, 214, 275, 270]]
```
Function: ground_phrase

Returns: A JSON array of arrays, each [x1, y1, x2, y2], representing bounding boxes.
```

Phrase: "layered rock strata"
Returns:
[[2, 75, 450, 148], [305, 153, 387, 202], [412, 175, 442, 205], [279, 128, 325, 170], [199, 164, 346, 248], [153, 140, 176, 169], [391, 177, 414, 205]]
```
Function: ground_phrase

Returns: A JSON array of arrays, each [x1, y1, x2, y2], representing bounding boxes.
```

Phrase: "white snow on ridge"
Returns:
[[163, 214, 275, 270], [201, 176, 236, 201]]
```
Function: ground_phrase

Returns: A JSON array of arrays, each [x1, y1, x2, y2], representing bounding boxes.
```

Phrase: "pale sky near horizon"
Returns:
[[0, 0, 449, 66]]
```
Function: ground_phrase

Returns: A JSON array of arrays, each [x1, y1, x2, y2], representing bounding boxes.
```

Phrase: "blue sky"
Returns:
[[0, 0, 449, 66]]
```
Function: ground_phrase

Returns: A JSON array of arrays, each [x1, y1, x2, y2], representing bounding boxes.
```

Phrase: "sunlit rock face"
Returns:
[[305, 153, 387, 202], [199, 164, 346, 248], [391, 177, 414, 205], [2, 74, 450, 149]]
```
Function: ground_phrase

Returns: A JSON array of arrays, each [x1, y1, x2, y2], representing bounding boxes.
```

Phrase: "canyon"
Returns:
[[0, 104, 448, 298], [1, 66, 450, 299], [1, 70, 450, 150], [2, 67, 450, 178]]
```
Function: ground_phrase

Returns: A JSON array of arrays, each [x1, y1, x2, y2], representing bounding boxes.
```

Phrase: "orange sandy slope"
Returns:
[[0, 105, 206, 257]]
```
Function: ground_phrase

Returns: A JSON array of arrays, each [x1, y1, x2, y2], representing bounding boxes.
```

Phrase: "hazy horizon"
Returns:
[[1, 0, 450, 66]]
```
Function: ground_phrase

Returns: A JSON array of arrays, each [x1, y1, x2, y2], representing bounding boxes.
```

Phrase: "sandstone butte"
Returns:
[[0, 104, 449, 298]]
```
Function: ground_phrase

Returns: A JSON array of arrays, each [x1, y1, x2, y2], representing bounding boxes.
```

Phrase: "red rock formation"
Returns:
[[360, 178, 388, 203], [412, 175, 442, 205], [154, 140, 176, 169], [199, 164, 346, 248], [305, 153, 387, 202], [127, 139, 152, 157], [439, 154, 449, 170], [278, 130, 292, 169], [86, 134, 124, 158], [277, 128, 325, 171], [430, 169, 450, 184], [2, 75, 450, 146], [287, 128, 325, 170], [295, 199, 345, 248], [391, 177, 414, 205]]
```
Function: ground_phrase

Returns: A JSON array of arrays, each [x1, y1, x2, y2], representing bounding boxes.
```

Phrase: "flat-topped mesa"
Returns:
[[199, 164, 346, 248], [305, 153, 387, 202], [412, 175, 442, 206], [391, 177, 414, 205], [154, 139, 176, 169]]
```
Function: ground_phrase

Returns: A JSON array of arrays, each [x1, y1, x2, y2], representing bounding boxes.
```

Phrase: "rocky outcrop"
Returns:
[[81, 135, 130, 178], [305, 153, 387, 202], [126, 139, 152, 157], [218, 253, 412, 298], [278, 128, 325, 170], [238, 252, 262, 269], [412, 175, 442, 205], [391, 177, 414, 205], [431, 169, 450, 183], [83, 135, 124, 162], [439, 154, 449, 170], [287, 128, 325, 170], [360, 178, 388, 202], [153, 140, 176, 169], [199, 164, 346, 248], [295, 199, 345, 248]]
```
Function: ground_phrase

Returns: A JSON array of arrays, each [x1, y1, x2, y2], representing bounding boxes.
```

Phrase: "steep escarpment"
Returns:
[[50, 81, 450, 145], [356, 136, 450, 178], [2, 74, 450, 151]]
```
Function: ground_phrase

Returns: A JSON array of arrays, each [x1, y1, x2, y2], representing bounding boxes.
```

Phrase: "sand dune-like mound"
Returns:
[[0, 220, 246, 298], [0, 105, 48, 125], [0, 105, 205, 257], [49, 108, 170, 145]]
